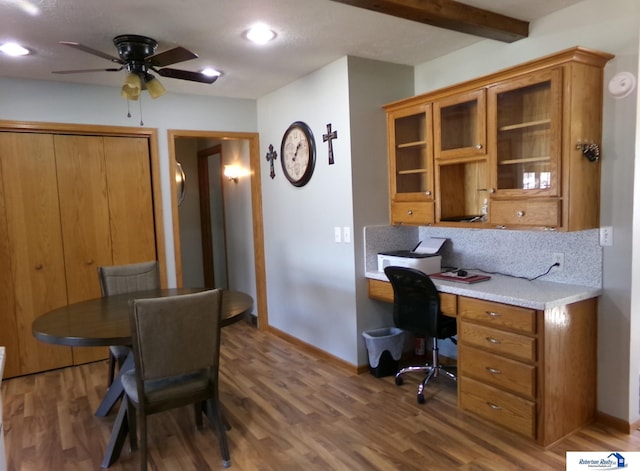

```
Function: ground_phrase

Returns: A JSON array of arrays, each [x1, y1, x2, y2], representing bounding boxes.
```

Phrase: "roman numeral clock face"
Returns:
[[280, 121, 316, 187]]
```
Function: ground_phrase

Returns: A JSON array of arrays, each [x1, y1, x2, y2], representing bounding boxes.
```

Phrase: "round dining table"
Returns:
[[32, 287, 253, 468]]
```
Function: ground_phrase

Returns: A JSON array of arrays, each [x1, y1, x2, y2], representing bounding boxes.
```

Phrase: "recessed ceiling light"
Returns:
[[0, 42, 30, 56], [244, 24, 277, 45], [202, 67, 222, 78]]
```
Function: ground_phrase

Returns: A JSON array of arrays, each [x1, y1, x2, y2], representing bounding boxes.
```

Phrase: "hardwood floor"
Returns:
[[2, 320, 639, 470]]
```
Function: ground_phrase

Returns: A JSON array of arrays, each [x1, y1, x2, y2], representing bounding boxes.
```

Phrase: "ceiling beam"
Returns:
[[329, 0, 529, 43]]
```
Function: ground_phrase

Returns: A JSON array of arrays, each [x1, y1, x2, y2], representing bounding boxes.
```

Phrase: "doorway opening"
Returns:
[[168, 130, 268, 330]]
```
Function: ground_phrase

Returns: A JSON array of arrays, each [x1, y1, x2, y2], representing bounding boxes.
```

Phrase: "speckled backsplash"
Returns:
[[364, 225, 602, 287]]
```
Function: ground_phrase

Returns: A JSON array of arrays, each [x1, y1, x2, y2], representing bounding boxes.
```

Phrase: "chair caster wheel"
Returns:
[[417, 393, 425, 404], [395, 375, 403, 386]]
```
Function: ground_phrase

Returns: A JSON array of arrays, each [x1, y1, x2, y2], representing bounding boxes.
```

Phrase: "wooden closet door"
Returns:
[[54, 135, 113, 364], [104, 136, 157, 264], [0, 133, 73, 376]]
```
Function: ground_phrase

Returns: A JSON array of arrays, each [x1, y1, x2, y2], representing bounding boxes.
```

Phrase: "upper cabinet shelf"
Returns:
[[383, 46, 614, 231]]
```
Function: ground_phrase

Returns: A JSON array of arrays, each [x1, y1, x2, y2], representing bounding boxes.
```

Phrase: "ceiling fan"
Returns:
[[53, 34, 218, 99]]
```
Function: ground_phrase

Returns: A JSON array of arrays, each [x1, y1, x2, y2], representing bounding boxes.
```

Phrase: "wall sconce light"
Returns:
[[223, 164, 242, 183]]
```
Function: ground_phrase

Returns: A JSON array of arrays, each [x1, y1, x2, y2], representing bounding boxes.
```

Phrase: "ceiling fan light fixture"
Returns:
[[145, 74, 166, 99], [121, 72, 142, 100]]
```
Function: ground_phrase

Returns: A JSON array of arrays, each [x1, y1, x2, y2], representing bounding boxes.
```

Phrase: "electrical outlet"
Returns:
[[551, 252, 564, 272], [600, 226, 613, 246]]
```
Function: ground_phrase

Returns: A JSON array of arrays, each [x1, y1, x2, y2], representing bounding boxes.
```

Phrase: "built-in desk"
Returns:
[[366, 272, 601, 447]]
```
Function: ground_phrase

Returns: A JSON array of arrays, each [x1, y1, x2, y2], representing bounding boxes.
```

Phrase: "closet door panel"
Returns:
[[104, 136, 156, 264], [54, 135, 112, 364], [0, 132, 73, 375]]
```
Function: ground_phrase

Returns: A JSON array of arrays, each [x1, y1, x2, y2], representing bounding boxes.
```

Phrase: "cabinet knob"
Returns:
[[486, 311, 501, 317], [486, 337, 502, 344], [487, 402, 503, 410], [35, 264, 43, 270], [488, 188, 495, 194], [475, 144, 483, 150], [516, 210, 525, 217], [486, 367, 502, 375], [425, 190, 431, 196], [407, 210, 413, 215], [86, 260, 94, 265]]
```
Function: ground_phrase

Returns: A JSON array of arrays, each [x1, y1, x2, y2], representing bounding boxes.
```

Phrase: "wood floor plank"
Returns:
[[3, 320, 640, 470]]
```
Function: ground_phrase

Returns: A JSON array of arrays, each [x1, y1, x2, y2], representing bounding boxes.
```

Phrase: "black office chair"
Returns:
[[384, 266, 457, 404]]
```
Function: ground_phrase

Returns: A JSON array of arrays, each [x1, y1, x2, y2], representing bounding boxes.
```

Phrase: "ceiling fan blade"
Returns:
[[52, 67, 124, 74], [148, 46, 198, 67], [156, 67, 218, 84], [59, 41, 124, 64]]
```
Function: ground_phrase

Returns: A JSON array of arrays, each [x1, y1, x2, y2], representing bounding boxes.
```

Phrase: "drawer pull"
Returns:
[[486, 337, 502, 344], [486, 311, 501, 317], [516, 210, 525, 217], [487, 402, 503, 410], [486, 367, 502, 374], [35, 264, 43, 270], [407, 210, 413, 215]]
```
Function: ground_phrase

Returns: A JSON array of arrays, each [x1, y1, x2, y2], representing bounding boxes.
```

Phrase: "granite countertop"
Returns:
[[366, 270, 601, 310]]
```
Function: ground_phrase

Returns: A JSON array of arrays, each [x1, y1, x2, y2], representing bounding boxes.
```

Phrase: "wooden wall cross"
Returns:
[[323, 123, 338, 165], [265, 144, 278, 179]]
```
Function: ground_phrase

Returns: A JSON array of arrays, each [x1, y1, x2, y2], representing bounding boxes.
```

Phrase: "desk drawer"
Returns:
[[460, 377, 535, 439], [459, 345, 535, 398], [459, 322, 535, 362], [367, 280, 457, 317], [459, 297, 536, 334]]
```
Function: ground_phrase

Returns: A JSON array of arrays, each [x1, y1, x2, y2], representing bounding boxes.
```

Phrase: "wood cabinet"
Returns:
[[0, 130, 158, 377], [386, 104, 435, 225], [457, 296, 597, 445], [366, 278, 597, 445], [384, 47, 613, 231]]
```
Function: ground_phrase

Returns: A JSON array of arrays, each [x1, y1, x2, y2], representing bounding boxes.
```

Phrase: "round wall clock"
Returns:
[[280, 121, 316, 187]]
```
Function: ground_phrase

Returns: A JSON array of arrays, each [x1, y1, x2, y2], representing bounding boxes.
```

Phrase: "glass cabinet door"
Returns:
[[434, 89, 486, 159], [388, 104, 433, 201], [488, 68, 562, 197]]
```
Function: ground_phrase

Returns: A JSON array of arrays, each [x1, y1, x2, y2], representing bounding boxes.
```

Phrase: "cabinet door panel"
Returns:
[[104, 136, 156, 264], [55, 135, 112, 364], [0, 133, 73, 375]]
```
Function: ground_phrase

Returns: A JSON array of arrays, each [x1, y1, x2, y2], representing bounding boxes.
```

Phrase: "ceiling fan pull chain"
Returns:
[[139, 98, 144, 126], [126, 99, 131, 118]]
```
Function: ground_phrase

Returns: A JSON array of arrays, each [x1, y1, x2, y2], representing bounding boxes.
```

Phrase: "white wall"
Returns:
[[257, 57, 414, 365], [413, 0, 640, 424], [0, 77, 258, 286]]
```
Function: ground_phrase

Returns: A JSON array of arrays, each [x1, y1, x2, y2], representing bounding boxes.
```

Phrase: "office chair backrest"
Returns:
[[130, 289, 222, 382], [384, 266, 441, 337], [98, 261, 160, 296]]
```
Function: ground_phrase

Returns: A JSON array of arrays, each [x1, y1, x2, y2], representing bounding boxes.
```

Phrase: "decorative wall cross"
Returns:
[[265, 144, 278, 179], [322, 123, 338, 165]]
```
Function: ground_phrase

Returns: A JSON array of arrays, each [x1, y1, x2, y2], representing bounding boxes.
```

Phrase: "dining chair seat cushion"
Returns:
[[121, 369, 211, 407]]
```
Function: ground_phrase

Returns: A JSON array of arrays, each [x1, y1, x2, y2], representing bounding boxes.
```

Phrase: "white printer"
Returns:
[[377, 237, 446, 277]]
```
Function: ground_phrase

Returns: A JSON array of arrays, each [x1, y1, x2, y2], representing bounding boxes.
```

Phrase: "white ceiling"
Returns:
[[0, 0, 584, 99]]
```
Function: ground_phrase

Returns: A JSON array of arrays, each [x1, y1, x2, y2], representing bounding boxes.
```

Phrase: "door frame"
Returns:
[[168, 130, 268, 330]]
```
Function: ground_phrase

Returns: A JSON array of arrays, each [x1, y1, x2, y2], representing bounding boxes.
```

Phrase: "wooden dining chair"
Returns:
[[97, 261, 161, 387], [121, 289, 230, 471]]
